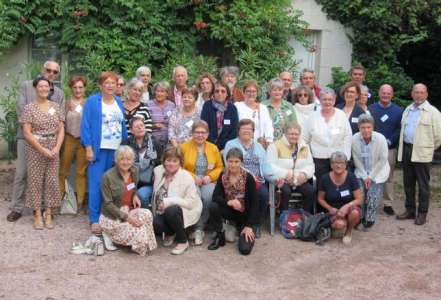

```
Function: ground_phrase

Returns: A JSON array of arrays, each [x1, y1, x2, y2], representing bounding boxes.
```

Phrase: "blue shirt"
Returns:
[[359, 136, 373, 175], [368, 102, 403, 148], [403, 103, 422, 144]]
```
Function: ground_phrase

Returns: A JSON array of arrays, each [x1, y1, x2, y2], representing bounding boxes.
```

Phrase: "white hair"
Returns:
[[172, 65, 187, 78], [136, 66, 151, 77]]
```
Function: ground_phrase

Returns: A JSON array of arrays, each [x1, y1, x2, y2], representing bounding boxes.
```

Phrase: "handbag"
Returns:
[[60, 179, 77, 215]]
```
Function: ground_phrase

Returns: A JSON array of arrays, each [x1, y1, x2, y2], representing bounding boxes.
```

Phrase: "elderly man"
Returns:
[[279, 71, 294, 102], [170, 65, 188, 108], [299, 68, 321, 103], [396, 84, 441, 225], [220, 66, 244, 102], [368, 84, 403, 216], [6, 60, 65, 222]]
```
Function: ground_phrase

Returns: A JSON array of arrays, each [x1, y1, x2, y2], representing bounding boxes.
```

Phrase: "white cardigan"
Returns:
[[302, 108, 352, 159], [294, 103, 318, 129], [267, 136, 315, 183], [235, 101, 274, 142], [352, 131, 390, 183], [153, 166, 202, 228]]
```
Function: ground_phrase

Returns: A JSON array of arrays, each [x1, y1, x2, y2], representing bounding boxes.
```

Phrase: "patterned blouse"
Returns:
[[168, 107, 201, 144]]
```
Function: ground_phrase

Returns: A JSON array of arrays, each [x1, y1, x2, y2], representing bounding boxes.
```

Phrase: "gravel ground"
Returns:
[[1, 161, 441, 300]]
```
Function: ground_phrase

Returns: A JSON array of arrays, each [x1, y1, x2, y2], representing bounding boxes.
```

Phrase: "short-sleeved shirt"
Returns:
[[168, 107, 201, 144], [19, 102, 65, 137], [124, 102, 153, 137], [101, 100, 124, 149], [65, 99, 83, 138], [319, 171, 360, 209]]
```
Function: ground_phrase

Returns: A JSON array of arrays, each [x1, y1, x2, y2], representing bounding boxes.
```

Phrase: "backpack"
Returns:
[[299, 212, 331, 245], [279, 209, 309, 239]]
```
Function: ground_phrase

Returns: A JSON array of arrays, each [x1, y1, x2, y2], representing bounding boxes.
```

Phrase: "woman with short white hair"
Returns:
[[99, 145, 157, 256], [136, 66, 152, 103]]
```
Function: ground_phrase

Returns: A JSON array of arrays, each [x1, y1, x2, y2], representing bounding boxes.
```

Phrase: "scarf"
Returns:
[[212, 100, 228, 137], [222, 167, 247, 212], [128, 135, 157, 165]]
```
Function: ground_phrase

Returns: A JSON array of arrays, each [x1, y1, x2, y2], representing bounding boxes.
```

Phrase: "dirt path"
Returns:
[[1, 163, 440, 299]]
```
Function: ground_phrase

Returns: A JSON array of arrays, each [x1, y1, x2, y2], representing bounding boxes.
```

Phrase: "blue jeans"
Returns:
[[258, 184, 269, 219], [137, 185, 153, 208]]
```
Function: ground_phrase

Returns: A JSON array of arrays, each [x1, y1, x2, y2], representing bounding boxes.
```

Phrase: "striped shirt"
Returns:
[[124, 102, 153, 137]]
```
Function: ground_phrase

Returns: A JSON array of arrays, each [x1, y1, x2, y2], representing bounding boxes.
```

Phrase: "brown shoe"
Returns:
[[6, 211, 22, 222], [396, 210, 415, 220], [34, 211, 44, 230], [44, 211, 55, 229], [415, 213, 427, 225], [91, 223, 102, 234]]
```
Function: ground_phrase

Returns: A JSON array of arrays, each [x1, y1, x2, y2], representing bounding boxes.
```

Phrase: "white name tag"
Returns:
[[380, 114, 389, 122], [224, 119, 231, 125], [351, 117, 359, 123], [286, 110, 292, 116], [331, 128, 340, 135], [166, 110, 172, 117], [361, 152, 369, 158], [185, 120, 194, 128], [75, 105, 82, 113], [127, 183, 136, 190], [48, 107, 56, 115], [340, 190, 350, 197]]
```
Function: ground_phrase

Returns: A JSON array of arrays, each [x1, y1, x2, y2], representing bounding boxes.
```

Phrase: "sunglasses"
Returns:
[[297, 93, 308, 97], [45, 68, 59, 75]]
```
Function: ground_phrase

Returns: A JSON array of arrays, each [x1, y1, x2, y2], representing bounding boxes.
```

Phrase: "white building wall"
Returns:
[[291, 0, 353, 87]]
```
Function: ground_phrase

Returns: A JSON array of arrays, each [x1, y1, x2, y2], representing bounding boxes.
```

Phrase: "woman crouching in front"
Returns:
[[317, 151, 363, 245], [208, 148, 259, 255], [99, 145, 157, 256], [152, 147, 202, 255]]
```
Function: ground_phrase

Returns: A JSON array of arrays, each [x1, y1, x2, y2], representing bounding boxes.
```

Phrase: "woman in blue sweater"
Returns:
[[80, 71, 128, 233], [201, 81, 238, 151]]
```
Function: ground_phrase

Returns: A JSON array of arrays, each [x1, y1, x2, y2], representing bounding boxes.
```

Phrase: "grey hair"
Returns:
[[153, 80, 171, 95], [226, 147, 244, 162], [136, 66, 151, 77], [114, 145, 135, 163], [43, 60, 60, 70], [358, 113, 375, 126], [284, 122, 302, 134], [330, 151, 348, 164], [300, 68, 315, 79], [279, 71, 293, 79], [126, 77, 144, 92], [360, 84, 369, 93], [219, 66, 240, 79], [172, 65, 187, 78], [320, 87, 336, 99], [268, 78, 284, 91], [117, 74, 125, 82]]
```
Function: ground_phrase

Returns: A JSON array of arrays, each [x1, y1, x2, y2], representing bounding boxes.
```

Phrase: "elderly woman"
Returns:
[[267, 123, 315, 213], [20, 77, 65, 229], [292, 85, 319, 129], [168, 87, 201, 147], [337, 81, 365, 134], [123, 78, 153, 137], [146, 81, 176, 153], [358, 85, 370, 113], [224, 119, 277, 237], [152, 147, 202, 255], [302, 88, 352, 189], [123, 116, 160, 209], [81, 71, 128, 232], [99, 145, 157, 256], [208, 148, 259, 255], [180, 120, 224, 245], [195, 72, 216, 108], [59, 75, 88, 213], [263, 78, 297, 140], [235, 80, 274, 146], [352, 114, 389, 229], [220, 66, 244, 102], [136, 65, 153, 103], [318, 152, 363, 245], [201, 81, 239, 151]]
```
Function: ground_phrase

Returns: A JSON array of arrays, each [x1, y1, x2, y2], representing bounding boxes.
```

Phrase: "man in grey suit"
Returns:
[[6, 60, 65, 222]]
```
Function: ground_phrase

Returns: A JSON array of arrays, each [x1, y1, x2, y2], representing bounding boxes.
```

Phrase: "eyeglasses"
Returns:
[[297, 93, 308, 97], [245, 90, 257, 94], [193, 131, 207, 135], [214, 89, 227, 94], [45, 68, 59, 75], [117, 83, 125, 87]]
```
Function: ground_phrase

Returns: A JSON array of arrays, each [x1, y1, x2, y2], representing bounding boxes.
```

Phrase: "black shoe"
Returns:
[[396, 210, 416, 220], [364, 221, 375, 229], [208, 231, 226, 250], [383, 206, 395, 216], [414, 213, 427, 225], [6, 211, 22, 222]]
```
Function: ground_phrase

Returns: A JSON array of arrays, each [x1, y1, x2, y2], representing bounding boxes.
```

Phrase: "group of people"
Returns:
[[6, 60, 441, 256]]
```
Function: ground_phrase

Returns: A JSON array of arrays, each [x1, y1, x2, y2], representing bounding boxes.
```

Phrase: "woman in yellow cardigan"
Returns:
[[180, 120, 224, 245]]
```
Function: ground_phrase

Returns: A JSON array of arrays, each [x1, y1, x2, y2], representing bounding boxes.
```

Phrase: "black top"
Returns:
[[336, 103, 366, 134], [318, 171, 360, 209], [212, 171, 259, 226]]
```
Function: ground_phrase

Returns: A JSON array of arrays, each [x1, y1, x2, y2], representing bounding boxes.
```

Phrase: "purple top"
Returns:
[[146, 99, 176, 144]]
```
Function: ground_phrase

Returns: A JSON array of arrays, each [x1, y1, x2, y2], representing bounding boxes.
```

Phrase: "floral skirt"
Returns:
[[99, 208, 157, 256]]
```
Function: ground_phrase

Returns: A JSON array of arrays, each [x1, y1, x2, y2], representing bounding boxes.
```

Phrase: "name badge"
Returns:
[[166, 110, 172, 117], [331, 128, 340, 135], [75, 105, 82, 113], [361, 152, 369, 158], [380, 114, 389, 122], [185, 120, 194, 128], [340, 190, 350, 197], [207, 164, 214, 170], [286, 110, 292, 116], [127, 183, 136, 190], [351, 117, 359, 123], [224, 119, 231, 125], [48, 107, 56, 115]]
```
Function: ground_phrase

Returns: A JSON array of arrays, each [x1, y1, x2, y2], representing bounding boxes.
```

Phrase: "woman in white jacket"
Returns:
[[235, 80, 274, 146], [152, 147, 202, 255], [267, 123, 315, 212], [352, 114, 389, 229]]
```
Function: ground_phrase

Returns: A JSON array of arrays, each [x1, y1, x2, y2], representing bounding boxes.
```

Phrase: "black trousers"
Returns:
[[209, 202, 255, 255], [280, 182, 314, 213], [153, 205, 187, 243], [313, 158, 331, 189], [402, 143, 431, 213]]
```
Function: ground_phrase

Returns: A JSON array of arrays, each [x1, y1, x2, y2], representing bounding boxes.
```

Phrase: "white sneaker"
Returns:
[[223, 222, 237, 243], [342, 233, 352, 245], [102, 233, 118, 251], [171, 242, 189, 255], [194, 230, 204, 246]]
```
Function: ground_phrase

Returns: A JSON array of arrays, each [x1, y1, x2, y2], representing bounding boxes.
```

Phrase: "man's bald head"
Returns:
[[378, 84, 394, 106], [412, 83, 428, 105]]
